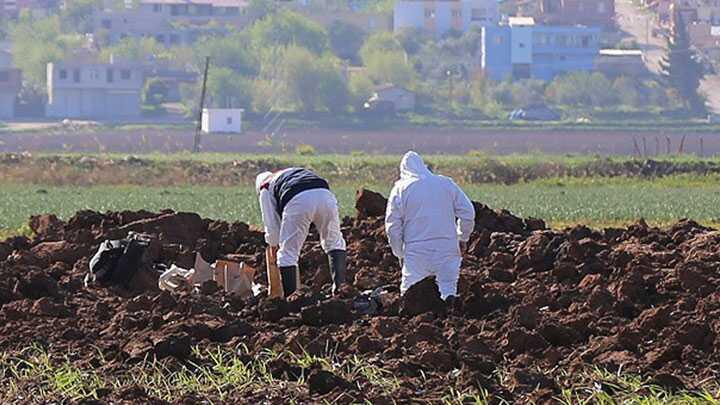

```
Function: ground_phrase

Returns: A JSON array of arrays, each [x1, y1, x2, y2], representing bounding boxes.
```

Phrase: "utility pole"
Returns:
[[193, 56, 210, 154]]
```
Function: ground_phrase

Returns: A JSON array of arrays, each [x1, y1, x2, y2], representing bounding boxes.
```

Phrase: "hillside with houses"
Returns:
[[0, 0, 714, 128]]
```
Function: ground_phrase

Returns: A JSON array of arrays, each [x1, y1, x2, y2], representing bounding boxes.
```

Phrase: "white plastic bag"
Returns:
[[158, 265, 195, 291]]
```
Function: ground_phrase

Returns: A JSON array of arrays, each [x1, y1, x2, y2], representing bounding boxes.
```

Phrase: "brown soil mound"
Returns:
[[1, 191, 718, 402]]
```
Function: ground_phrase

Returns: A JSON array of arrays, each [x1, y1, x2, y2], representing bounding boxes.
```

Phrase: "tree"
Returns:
[[659, 10, 706, 114], [470, 73, 503, 117], [316, 58, 349, 113], [193, 32, 259, 76], [281, 46, 349, 112], [545, 72, 616, 107], [249, 10, 329, 55], [364, 50, 414, 87], [328, 20, 366, 64], [246, 0, 276, 22], [60, 0, 102, 33], [143, 78, 169, 106], [612, 76, 643, 107], [100, 37, 166, 63], [349, 73, 374, 110], [395, 27, 429, 55], [206, 67, 253, 108], [10, 16, 82, 96], [359, 32, 403, 62]]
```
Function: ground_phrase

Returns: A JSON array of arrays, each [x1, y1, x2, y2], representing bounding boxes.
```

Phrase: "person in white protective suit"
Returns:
[[385, 151, 475, 300], [256, 168, 347, 296]]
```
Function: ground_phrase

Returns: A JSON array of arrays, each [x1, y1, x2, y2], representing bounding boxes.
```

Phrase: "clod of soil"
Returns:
[[355, 188, 388, 218], [399, 276, 445, 317]]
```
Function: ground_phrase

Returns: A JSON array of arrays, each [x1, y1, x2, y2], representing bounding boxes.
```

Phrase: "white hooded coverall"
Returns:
[[256, 169, 346, 267], [385, 152, 476, 299]]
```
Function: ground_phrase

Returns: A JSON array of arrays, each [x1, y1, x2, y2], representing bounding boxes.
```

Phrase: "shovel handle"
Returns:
[[266, 246, 283, 299]]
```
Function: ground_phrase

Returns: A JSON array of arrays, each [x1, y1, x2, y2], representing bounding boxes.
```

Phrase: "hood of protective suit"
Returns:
[[400, 151, 432, 180], [255, 171, 273, 194]]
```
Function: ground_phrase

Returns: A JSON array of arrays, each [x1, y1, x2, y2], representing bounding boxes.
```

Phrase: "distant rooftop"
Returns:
[[508, 16, 535, 26]]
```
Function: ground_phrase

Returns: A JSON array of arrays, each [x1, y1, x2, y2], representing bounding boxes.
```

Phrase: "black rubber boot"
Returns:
[[280, 266, 298, 297], [327, 250, 347, 295]]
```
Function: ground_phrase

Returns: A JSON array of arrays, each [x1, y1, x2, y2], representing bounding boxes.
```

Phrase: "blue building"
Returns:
[[481, 17, 601, 81]]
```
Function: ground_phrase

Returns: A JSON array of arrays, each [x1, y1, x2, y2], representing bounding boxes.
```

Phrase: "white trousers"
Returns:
[[401, 239, 461, 300], [277, 189, 347, 267]]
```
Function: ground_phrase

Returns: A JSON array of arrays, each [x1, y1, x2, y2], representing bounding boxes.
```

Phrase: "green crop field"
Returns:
[[3, 176, 720, 237]]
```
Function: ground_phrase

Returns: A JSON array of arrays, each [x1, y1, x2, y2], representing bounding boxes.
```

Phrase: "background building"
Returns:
[[533, 0, 616, 28], [0, 68, 21, 119], [481, 17, 601, 81], [46, 61, 144, 119], [93, 0, 250, 46], [393, 0, 499, 37]]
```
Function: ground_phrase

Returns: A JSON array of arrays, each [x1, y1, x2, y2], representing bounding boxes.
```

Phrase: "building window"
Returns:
[[121, 69, 131, 80], [226, 117, 233, 125], [101, 19, 111, 29], [451, 9, 462, 17], [107, 68, 114, 83], [555, 34, 567, 46], [153, 3, 161, 12], [89, 69, 99, 80], [424, 8, 435, 18], [518, 42, 526, 48], [0, 71, 9, 82], [225, 6, 238, 15], [471, 8, 486, 21], [59, 69, 67, 80], [73, 69, 80, 83], [534, 33, 550, 45], [582, 35, 590, 47]]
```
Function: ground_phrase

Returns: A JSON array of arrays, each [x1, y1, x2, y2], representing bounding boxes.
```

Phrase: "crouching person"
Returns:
[[385, 151, 475, 300], [256, 168, 347, 296]]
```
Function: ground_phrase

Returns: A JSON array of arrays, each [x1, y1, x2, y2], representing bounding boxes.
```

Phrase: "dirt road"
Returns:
[[0, 127, 718, 155], [616, 0, 720, 113]]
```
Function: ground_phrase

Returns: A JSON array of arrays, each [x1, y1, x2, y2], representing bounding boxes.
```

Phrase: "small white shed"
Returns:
[[201, 108, 244, 134]]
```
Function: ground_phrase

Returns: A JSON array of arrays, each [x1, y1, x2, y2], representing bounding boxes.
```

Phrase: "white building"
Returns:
[[201, 108, 243, 133], [393, 0, 499, 37], [46, 61, 144, 119]]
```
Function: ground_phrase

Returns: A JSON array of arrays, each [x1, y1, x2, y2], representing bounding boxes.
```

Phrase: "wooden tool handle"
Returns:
[[266, 246, 283, 299]]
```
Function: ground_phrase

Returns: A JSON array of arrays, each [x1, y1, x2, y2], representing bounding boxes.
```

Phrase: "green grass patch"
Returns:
[[3, 177, 720, 236], [2, 345, 718, 403]]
